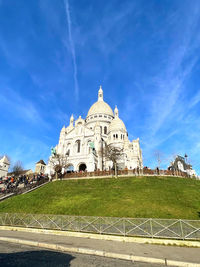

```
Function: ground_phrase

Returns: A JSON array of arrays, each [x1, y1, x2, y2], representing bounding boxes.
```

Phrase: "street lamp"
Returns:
[[101, 138, 105, 171]]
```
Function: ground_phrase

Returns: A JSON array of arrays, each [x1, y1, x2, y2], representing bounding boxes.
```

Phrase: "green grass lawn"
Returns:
[[0, 176, 200, 219]]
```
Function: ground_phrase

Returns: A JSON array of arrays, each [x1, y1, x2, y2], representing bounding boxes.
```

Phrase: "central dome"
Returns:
[[87, 86, 114, 118], [87, 101, 114, 117]]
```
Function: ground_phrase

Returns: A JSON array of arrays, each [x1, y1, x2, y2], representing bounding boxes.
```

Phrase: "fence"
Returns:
[[0, 213, 199, 240], [62, 168, 191, 179]]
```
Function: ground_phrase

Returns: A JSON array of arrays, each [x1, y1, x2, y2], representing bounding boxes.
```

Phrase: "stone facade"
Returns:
[[0, 155, 10, 177], [35, 160, 46, 174], [8, 169, 33, 176], [46, 87, 142, 174]]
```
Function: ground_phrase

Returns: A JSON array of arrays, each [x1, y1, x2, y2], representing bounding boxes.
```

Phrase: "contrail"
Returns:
[[64, 0, 79, 100]]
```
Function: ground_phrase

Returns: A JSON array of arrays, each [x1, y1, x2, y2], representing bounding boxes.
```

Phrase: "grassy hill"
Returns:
[[0, 176, 200, 219]]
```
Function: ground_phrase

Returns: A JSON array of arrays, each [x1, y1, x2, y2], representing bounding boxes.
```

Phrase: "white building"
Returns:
[[46, 87, 142, 174], [0, 155, 10, 177], [168, 155, 197, 177]]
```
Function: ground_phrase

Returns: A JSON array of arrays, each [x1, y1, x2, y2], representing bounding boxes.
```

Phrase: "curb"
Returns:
[[0, 237, 199, 267], [0, 226, 200, 248], [0, 193, 14, 202]]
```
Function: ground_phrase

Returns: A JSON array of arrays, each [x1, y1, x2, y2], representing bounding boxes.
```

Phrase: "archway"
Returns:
[[79, 163, 87, 172], [66, 164, 74, 173]]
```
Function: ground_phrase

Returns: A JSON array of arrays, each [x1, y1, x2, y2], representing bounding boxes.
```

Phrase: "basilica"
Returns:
[[46, 87, 142, 174]]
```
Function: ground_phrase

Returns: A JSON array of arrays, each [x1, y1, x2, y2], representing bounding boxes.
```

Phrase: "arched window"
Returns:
[[76, 140, 81, 153], [104, 126, 107, 134], [116, 134, 118, 139], [113, 134, 115, 140]]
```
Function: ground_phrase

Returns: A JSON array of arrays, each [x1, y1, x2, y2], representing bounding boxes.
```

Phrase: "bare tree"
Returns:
[[49, 151, 69, 180], [12, 160, 24, 176], [154, 150, 163, 174], [102, 143, 123, 178]]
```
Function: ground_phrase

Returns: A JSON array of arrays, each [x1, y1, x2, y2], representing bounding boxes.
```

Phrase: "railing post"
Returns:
[[99, 217, 102, 234], [61, 215, 64, 231], [150, 218, 153, 238], [180, 219, 184, 240], [123, 218, 126, 236]]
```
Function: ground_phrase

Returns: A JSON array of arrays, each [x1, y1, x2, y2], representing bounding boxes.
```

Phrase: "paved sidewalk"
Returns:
[[0, 229, 200, 266]]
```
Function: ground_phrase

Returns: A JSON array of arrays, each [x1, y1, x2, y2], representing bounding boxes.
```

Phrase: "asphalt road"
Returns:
[[0, 241, 165, 267]]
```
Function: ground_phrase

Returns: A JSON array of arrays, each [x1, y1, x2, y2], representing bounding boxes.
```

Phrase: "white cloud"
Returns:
[[64, 0, 79, 100]]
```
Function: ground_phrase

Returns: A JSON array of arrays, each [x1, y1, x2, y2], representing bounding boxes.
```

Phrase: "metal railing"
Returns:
[[0, 213, 199, 240], [0, 178, 49, 200]]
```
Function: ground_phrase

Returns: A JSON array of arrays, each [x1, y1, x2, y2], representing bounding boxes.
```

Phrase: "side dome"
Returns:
[[109, 117, 126, 132], [87, 86, 114, 118], [108, 106, 126, 132]]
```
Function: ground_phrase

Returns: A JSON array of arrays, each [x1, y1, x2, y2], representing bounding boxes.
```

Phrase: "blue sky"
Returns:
[[0, 0, 200, 174]]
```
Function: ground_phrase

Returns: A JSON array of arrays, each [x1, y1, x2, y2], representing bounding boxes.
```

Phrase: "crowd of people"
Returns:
[[0, 173, 49, 195]]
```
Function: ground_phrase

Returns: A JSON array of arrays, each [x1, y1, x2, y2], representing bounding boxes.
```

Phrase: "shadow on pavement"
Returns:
[[0, 250, 75, 267]]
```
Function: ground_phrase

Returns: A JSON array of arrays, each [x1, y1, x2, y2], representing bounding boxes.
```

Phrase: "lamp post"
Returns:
[[101, 138, 104, 171]]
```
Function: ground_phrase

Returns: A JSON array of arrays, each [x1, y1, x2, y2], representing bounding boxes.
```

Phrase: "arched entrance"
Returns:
[[79, 163, 87, 172], [66, 164, 74, 173]]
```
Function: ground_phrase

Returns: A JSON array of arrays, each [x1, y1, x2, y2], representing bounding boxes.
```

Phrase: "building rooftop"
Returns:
[[36, 160, 46, 165]]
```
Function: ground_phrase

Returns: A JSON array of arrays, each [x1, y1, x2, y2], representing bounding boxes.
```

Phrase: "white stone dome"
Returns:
[[87, 86, 114, 118], [109, 106, 126, 132], [87, 101, 114, 117], [109, 117, 126, 132]]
